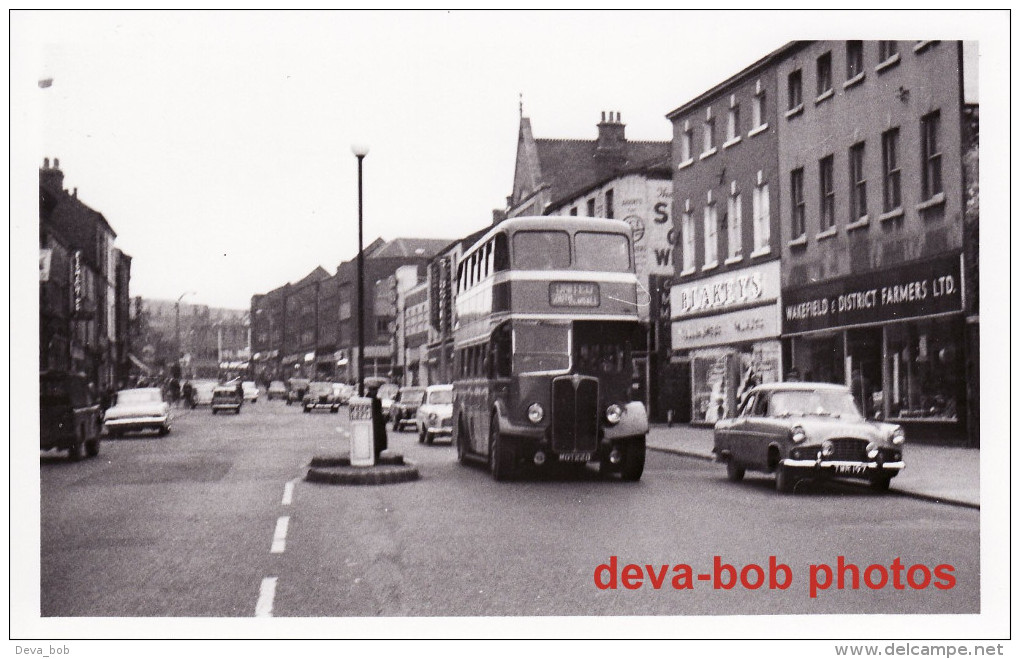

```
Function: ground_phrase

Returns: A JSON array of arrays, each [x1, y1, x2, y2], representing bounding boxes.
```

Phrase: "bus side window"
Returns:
[[492, 323, 512, 378], [493, 233, 509, 272]]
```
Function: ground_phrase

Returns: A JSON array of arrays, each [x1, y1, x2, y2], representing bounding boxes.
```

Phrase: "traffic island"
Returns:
[[305, 453, 420, 486]]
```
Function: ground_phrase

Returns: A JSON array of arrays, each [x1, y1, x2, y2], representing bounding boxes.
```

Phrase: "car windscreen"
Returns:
[[115, 389, 162, 405], [308, 383, 333, 394], [768, 390, 863, 419], [427, 390, 453, 405], [403, 391, 425, 404]]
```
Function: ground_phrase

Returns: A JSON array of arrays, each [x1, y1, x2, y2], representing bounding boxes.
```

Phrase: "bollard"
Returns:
[[349, 397, 375, 466]]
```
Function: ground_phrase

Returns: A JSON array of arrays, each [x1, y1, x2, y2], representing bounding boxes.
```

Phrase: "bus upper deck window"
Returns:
[[493, 233, 509, 272], [575, 232, 630, 272], [512, 231, 570, 270]]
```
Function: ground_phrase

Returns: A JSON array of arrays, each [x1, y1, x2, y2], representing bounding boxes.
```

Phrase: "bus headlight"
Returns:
[[527, 403, 544, 424], [605, 404, 623, 425]]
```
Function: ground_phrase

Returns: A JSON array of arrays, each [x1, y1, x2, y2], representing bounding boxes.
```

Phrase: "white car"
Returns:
[[377, 383, 400, 416], [104, 388, 172, 437], [190, 380, 217, 408], [415, 384, 453, 444], [242, 381, 259, 403]]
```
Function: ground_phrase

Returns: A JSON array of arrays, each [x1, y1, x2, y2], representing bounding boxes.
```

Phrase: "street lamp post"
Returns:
[[175, 291, 196, 377], [352, 144, 369, 397]]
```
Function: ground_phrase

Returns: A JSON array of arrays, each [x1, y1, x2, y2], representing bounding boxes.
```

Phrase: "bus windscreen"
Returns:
[[513, 322, 570, 374], [575, 232, 630, 272], [512, 231, 570, 270]]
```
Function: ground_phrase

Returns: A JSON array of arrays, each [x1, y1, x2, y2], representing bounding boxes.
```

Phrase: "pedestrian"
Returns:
[[182, 381, 194, 409], [367, 382, 388, 459]]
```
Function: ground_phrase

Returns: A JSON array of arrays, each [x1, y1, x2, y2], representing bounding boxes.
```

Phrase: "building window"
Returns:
[[882, 127, 902, 212], [586, 198, 596, 217], [921, 110, 943, 200], [846, 41, 864, 80], [790, 168, 805, 238], [819, 155, 835, 230], [681, 208, 695, 272], [752, 82, 766, 131], [787, 69, 802, 111], [703, 115, 716, 153], [681, 124, 693, 162], [816, 51, 832, 96], [605, 189, 614, 219], [703, 202, 718, 267], [879, 40, 899, 61], [752, 181, 770, 251], [727, 189, 742, 259], [727, 102, 740, 142], [849, 141, 867, 221]]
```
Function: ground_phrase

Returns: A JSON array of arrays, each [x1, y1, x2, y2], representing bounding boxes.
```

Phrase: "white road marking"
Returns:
[[271, 516, 290, 553], [255, 577, 277, 617], [282, 480, 295, 505]]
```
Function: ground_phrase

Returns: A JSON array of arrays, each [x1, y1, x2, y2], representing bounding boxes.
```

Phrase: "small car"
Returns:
[[415, 384, 454, 444], [303, 381, 340, 413], [267, 380, 287, 401], [389, 386, 425, 431], [242, 381, 259, 403], [104, 387, 172, 436], [211, 385, 243, 414], [190, 380, 217, 408], [40, 370, 103, 460], [377, 383, 400, 417], [286, 378, 311, 405], [712, 382, 905, 494]]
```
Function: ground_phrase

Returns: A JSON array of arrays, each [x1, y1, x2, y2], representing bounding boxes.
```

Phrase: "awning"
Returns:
[[128, 353, 152, 374]]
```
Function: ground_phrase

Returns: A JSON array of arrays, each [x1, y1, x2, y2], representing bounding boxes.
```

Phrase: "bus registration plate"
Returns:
[[558, 452, 591, 463], [549, 282, 600, 307]]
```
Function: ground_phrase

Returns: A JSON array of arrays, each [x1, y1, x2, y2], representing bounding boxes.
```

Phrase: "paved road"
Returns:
[[40, 400, 979, 618]]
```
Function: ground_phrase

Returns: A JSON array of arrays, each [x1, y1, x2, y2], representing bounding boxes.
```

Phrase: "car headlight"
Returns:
[[866, 442, 879, 459], [428, 412, 437, 423], [890, 427, 906, 445], [527, 403, 544, 424], [605, 404, 623, 425], [791, 425, 807, 444], [821, 439, 834, 456]]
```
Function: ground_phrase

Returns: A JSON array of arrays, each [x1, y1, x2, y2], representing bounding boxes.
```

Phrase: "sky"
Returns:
[[14, 10, 992, 310]]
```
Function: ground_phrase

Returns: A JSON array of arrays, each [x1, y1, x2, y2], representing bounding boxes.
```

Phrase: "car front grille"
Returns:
[[828, 438, 869, 461], [551, 375, 599, 453]]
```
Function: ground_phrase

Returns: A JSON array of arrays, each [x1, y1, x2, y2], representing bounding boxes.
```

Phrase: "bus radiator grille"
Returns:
[[551, 375, 599, 454]]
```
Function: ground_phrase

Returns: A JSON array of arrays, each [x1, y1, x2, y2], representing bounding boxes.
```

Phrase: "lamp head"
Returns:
[[351, 144, 369, 158]]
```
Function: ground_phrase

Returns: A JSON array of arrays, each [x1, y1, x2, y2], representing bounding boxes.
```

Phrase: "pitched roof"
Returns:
[[293, 266, 332, 287], [536, 138, 670, 211], [368, 237, 452, 259]]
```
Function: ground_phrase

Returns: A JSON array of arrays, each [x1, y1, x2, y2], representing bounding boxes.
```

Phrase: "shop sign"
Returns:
[[783, 254, 962, 335], [72, 250, 83, 314], [672, 303, 780, 350], [670, 261, 780, 319]]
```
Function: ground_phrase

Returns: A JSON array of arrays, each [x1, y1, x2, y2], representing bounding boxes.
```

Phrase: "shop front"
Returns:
[[782, 253, 966, 443], [670, 261, 783, 425]]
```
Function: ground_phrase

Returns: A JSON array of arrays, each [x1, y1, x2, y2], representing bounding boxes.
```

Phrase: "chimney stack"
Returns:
[[596, 110, 626, 157]]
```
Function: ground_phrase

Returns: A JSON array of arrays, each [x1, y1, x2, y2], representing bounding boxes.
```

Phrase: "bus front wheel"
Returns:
[[620, 437, 646, 482], [489, 421, 512, 481]]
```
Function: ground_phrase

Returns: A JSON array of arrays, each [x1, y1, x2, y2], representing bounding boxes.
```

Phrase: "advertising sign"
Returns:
[[783, 254, 963, 335], [670, 261, 780, 320], [672, 303, 781, 351]]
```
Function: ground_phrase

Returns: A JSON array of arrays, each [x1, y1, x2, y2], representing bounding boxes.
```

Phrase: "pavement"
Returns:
[[646, 424, 979, 509]]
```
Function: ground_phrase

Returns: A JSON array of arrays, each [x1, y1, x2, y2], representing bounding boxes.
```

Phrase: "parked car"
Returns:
[[415, 384, 454, 444], [712, 382, 906, 494], [211, 385, 243, 414], [104, 387, 172, 437], [267, 380, 287, 401], [377, 383, 400, 417], [303, 381, 341, 413], [190, 380, 217, 408], [40, 370, 103, 460], [286, 378, 311, 405], [242, 381, 259, 403], [390, 386, 425, 431]]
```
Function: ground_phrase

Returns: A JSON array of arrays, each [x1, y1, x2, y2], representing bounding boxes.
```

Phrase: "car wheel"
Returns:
[[331, 407, 339, 414], [489, 420, 512, 481], [418, 425, 426, 444], [869, 475, 892, 492], [620, 437, 646, 482], [775, 464, 795, 494], [425, 431, 435, 445], [68, 439, 85, 462], [726, 460, 745, 482], [158, 424, 170, 437], [303, 407, 310, 413], [85, 438, 100, 457]]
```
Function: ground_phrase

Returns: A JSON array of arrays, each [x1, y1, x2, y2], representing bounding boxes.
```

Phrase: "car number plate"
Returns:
[[558, 452, 591, 463], [835, 464, 867, 475]]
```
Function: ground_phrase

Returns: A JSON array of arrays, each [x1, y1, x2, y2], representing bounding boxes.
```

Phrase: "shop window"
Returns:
[[886, 318, 961, 421]]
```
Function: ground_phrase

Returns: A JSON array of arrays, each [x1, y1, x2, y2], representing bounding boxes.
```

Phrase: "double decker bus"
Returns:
[[451, 216, 648, 481]]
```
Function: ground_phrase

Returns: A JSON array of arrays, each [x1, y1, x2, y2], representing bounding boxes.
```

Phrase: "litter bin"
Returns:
[[349, 397, 375, 467]]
